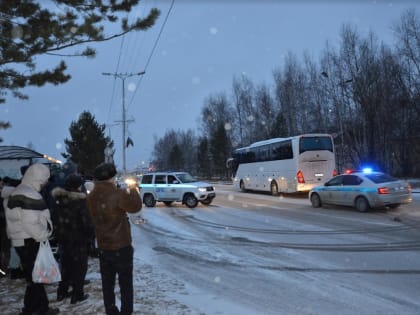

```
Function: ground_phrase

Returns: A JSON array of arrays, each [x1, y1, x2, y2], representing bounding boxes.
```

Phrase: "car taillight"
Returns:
[[297, 170, 305, 184], [333, 169, 337, 176], [408, 184, 412, 193], [378, 187, 390, 194]]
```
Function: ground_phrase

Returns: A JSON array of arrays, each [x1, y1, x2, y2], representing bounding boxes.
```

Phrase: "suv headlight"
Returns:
[[198, 187, 207, 192], [124, 177, 138, 188]]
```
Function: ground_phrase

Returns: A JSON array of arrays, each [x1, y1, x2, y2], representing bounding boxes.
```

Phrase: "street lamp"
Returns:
[[102, 71, 145, 173]]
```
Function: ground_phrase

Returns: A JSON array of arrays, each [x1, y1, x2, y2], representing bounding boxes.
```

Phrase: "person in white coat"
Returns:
[[6, 163, 59, 315], [1, 176, 24, 279]]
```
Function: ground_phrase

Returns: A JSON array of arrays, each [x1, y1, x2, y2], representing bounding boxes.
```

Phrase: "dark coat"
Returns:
[[86, 181, 141, 251], [51, 187, 94, 243]]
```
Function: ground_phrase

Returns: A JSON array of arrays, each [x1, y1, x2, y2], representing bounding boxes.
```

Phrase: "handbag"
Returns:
[[32, 240, 61, 284]]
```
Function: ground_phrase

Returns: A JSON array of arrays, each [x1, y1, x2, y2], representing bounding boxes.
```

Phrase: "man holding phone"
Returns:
[[86, 163, 142, 315]]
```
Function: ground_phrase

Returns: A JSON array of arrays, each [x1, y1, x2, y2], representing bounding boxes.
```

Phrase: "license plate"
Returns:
[[315, 173, 324, 177]]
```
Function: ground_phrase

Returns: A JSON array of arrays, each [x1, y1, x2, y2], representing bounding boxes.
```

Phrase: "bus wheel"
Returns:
[[240, 180, 247, 192], [270, 181, 278, 196], [310, 193, 322, 208]]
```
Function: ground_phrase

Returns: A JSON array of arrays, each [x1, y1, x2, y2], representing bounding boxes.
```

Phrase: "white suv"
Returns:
[[139, 172, 216, 208]]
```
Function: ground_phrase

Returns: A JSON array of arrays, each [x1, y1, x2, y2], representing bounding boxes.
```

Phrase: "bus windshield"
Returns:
[[299, 136, 333, 154]]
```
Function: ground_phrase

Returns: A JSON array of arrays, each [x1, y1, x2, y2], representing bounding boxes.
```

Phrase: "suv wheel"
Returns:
[[144, 194, 156, 207], [200, 196, 213, 205], [184, 193, 198, 208]]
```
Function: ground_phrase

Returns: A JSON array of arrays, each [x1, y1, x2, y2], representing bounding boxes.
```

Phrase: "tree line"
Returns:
[[150, 9, 420, 179], [2, 4, 418, 179]]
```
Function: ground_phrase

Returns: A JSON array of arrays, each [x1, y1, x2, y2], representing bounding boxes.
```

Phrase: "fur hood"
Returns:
[[51, 186, 86, 200]]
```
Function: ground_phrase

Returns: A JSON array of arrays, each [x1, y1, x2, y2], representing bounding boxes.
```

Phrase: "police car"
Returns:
[[309, 168, 412, 212], [139, 171, 216, 208]]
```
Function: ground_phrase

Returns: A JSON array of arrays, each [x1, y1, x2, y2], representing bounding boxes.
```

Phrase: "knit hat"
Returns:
[[93, 163, 117, 181], [65, 174, 83, 191]]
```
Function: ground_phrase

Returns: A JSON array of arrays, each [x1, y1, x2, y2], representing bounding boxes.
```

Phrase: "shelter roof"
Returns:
[[0, 145, 44, 160]]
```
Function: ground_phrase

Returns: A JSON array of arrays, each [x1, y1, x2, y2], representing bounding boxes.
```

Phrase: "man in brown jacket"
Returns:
[[86, 163, 142, 315]]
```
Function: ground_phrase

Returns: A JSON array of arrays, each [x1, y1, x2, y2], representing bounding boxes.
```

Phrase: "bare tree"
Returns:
[[200, 92, 233, 176], [253, 83, 277, 139], [303, 52, 332, 134], [392, 8, 420, 176], [151, 130, 178, 171], [178, 129, 198, 173], [231, 74, 255, 146], [273, 52, 304, 136]]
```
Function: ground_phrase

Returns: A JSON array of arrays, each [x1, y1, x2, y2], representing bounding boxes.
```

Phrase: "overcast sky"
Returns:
[[2, 0, 420, 172]]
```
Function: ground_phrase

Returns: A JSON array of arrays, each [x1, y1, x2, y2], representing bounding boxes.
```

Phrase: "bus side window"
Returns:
[[272, 140, 293, 160], [257, 144, 270, 162]]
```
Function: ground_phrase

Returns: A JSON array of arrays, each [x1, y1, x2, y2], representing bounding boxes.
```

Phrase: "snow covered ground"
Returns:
[[1, 183, 419, 315], [0, 241, 200, 315]]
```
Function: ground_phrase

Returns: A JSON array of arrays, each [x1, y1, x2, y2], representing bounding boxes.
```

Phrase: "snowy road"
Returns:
[[131, 185, 420, 315]]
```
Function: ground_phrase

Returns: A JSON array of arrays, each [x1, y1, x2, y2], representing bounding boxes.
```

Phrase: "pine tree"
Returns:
[[209, 123, 231, 179], [0, 1, 160, 138], [197, 137, 211, 179], [167, 144, 184, 171], [62, 111, 113, 178]]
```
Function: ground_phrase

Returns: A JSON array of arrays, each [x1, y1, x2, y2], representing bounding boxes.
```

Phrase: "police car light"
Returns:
[[362, 167, 373, 174]]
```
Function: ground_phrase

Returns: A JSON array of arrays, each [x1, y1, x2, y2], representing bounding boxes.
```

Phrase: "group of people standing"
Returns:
[[0, 162, 142, 315]]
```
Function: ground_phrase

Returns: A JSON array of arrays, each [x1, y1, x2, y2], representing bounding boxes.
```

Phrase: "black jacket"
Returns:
[[51, 187, 94, 243]]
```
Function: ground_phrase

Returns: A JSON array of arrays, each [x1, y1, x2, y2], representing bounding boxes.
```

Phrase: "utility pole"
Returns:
[[102, 71, 145, 173]]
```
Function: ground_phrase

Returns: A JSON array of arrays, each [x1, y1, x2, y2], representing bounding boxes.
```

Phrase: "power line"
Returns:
[[101, 0, 174, 171], [106, 35, 126, 124], [127, 0, 175, 110]]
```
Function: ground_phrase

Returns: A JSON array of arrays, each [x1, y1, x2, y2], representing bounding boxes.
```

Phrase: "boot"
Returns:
[[70, 293, 89, 304], [10, 268, 25, 279], [39, 307, 60, 315], [57, 284, 72, 302], [57, 290, 72, 302]]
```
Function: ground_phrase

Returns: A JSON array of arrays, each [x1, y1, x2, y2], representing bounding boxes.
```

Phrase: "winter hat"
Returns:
[[65, 174, 83, 191], [93, 162, 117, 181]]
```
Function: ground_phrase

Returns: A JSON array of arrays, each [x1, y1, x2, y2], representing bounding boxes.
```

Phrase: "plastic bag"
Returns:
[[32, 240, 61, 284]]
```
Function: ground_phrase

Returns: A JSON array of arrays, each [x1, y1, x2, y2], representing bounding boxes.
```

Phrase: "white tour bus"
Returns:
[[227, 134, 337, 194]]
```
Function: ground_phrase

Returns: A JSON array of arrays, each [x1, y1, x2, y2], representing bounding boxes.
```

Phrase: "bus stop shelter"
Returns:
[[0, 145, 59, 179]]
